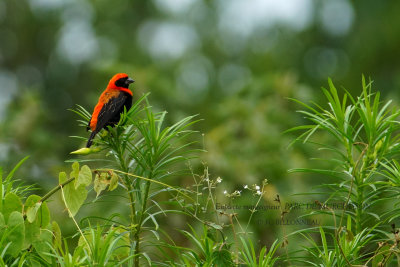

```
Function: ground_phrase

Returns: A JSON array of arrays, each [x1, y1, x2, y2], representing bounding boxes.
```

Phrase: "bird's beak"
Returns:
[[127, 77, 135, 84]]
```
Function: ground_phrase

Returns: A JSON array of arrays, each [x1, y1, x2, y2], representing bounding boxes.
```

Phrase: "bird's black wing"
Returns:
[[86, 91, 132, 148], [95, 92, 132, 132]]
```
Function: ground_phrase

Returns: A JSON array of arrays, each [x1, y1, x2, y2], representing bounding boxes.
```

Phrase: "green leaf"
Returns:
[[32, 224, 52, 263], [113, 226, 130, 259], [0, 212, 5, 241], [70, 147, 101, 155], [26, 202, 41, 223], [25, 194, 50, 227], [60, 171, 87, 217], [75, 165, 92, 189], [211, 249, 234, 266], [3, 193, 23, 221], [23, 195, 51, 249], [5, 156, 29, 186], [70, 161, 80, 179], [207, 222, 223, 230], [108, 172, 119, 191], [52, 221, 62, 248], [94, 173, 108, 197], [320, 227, 329, 261], [36, 201, 50, 227], [5, 211, 25, 257], [24, 195, 41, 222], [24, 218, 40, 250]]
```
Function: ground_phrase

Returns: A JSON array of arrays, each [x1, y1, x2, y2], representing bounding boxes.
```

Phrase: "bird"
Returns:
[[86, 73, 135, 148]]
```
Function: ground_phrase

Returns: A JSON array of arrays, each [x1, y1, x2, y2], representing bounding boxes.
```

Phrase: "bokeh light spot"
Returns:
[[138, 21, 199, 61], [320, 0, 354, 36]]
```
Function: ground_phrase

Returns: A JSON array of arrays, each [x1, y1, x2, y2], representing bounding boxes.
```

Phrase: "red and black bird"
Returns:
[[86, 73, 135, 148]]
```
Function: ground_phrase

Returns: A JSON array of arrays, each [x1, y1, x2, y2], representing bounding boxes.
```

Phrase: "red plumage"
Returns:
[[86, 73, 135, 148]]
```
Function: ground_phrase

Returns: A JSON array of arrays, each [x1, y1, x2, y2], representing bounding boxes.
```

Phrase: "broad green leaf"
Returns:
[[75, 165, 92, 189], [109, 172, 119, 191], [24, 195, 41, 222], [26, 202, 41, 223], [25, 194, 50, 227], [52, 221, 62, 248], [23, 195, 50, 249], [24, 195, 41, 210], [59, 171, 67, 184], [36, 201, 50, 227], [60, 171, 87, 217], [3, 193, 23, 222], [70, 161, 80, 179], [5, 211, 25, 257], [94, 173, 108, 197], [32, 224, 52, 263], [23, 218, 40, 249]]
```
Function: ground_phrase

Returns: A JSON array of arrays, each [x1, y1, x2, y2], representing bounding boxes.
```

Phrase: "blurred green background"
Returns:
[[1, 0, 400, 252]]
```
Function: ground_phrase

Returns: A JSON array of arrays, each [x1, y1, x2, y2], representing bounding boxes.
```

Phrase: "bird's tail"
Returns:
[[86, 131, 97, 148]]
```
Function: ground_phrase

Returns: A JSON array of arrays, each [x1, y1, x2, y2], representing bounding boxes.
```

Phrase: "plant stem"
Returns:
[[40, 177, 75, 203], [114, 135, 140, 266], [134, 175, 152, 267], [127, 183, 137, 238], [356, 183, 364, 234], [356, 158, 367, 234], [116, 142, 137, 246]]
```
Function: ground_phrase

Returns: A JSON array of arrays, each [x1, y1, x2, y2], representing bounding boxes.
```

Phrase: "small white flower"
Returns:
[[255, 185, 260, 190], [205, 178, 209, 182], [223, 190, 227, 195], [216, 177, 222, 183], [256, 190, 262, 195], [244, 185, 248, 189]]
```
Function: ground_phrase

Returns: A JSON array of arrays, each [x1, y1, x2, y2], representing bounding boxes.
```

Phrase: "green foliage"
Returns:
[[58, 163, 93, 217], [4, 156, 30, 196], [10, 78, 400, 266], [93, 171, 118, 197], [3, 211, 25, 257], [292, 225, 375, 266], [47, 239, 87, 267], [0, 94, 281, 266], [240, 237, 279, 267], [0, 159, 62, 265], [1, 95, 207, 266], [70, 94, 201, 266], [76, 225, 133, 266], [3, 193, 22, 222], [178, 225, 233, 266], [288, 78, 400, 265]]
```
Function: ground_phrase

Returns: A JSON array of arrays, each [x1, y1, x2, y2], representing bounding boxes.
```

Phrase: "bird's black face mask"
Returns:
[[115, 77, 135, 88]]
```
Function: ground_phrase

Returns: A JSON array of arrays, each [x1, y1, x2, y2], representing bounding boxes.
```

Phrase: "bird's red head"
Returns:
[[107, 73, 135, 95]]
